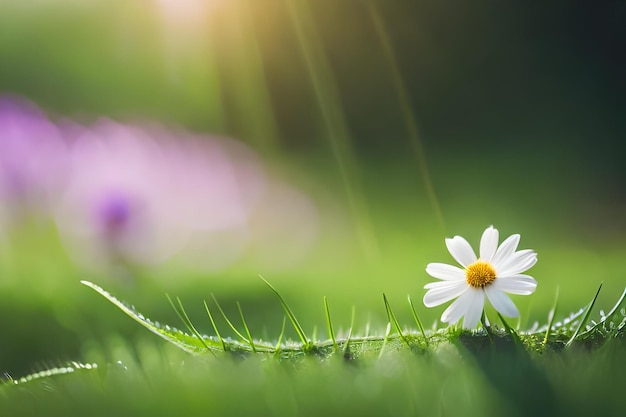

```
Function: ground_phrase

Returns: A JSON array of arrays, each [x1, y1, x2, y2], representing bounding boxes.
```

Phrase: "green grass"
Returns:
[[5, 277, 624, 416]]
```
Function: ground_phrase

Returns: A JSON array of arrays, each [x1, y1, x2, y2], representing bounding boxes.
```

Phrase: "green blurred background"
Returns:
[[0, 0, 624, 378]]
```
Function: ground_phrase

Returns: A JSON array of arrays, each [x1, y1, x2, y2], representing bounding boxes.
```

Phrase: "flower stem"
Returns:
[[481, 312, 494, 345]]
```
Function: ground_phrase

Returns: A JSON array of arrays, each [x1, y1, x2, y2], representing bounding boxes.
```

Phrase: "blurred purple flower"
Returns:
[[55, 120, 189, 266], [54, 120, 272, 270], [0, 95, 67, 222]]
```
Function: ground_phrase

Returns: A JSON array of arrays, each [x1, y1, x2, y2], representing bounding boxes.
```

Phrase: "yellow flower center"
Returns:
[[465, 261, 497, 288]]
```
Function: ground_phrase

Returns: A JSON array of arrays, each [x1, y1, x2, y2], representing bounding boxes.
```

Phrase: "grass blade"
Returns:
[[286, 0, 379, 259], [383, 294, 410, 347], [237, 301, 257, 353], [260, 275, 310, 348], [481, 312, 494, 345], [543, 287, 560, 347], [566, 283, 603, 347], [343, 305, 356, 356], [210, 294, 250, 345], [378, 322, 392, 359], [324, 296, 338, 351], [4, 362, 98, 386], [274, 316, 287, 357], [497, 313, 522, 347], [202, 300, 226, 351], [367, 2, 445, 233], [407, 294, 428, 346]]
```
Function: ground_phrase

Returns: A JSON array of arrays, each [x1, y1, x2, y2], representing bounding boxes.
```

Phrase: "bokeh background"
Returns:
[[1, 0, 624, 377]]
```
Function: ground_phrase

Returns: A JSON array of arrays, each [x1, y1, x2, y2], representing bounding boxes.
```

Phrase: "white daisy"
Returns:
[[423, 225, 538, 329]]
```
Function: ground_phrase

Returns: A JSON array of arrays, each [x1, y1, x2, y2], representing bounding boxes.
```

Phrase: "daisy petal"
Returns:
[[441, 289, 483, 324], [485, 287, 519, 317], [496, 249, 530, 271], [463, 290, 485, 329], [505, 274, 538, 285], [423, 282, 468, 307], [425, 263, 466, 281], [498, 250, 537, 276], [424, 280, 466, 290], [492, 278, 537, 295], [479, 226, 499, 262], [445, 236, 477, 268], [491, 234, 520, 269]]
